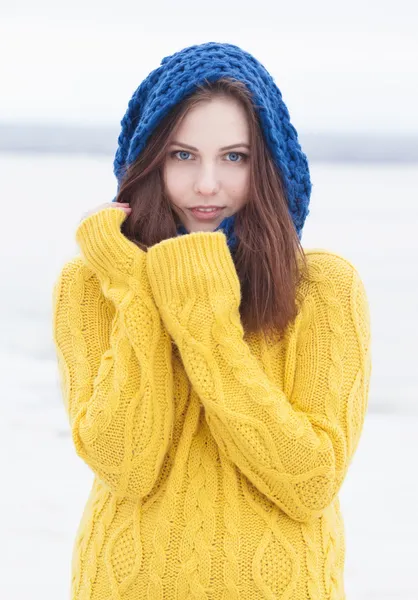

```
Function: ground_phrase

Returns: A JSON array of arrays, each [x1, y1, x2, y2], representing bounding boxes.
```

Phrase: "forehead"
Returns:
[[173, 96, 250, 144]]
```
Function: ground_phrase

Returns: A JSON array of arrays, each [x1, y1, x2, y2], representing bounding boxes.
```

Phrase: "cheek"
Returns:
[[164, 164, 189, 199], [228, 169, 250, 199]]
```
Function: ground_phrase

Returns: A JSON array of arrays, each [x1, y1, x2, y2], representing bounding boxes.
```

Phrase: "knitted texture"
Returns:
[[52, 207, 372, 599], [176, 213, 238, 252], [112, 42, 312, 240]]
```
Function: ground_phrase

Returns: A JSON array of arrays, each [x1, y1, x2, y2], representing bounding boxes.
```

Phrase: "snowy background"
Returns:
[[1, 1, 417, 598]]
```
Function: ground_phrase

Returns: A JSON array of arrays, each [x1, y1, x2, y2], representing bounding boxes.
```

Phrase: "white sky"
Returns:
[[1, 0, 417, 133]]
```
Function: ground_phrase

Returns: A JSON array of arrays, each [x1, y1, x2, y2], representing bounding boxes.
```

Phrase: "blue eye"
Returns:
[[172, 150, 192, 161], [226, 152, 246, 162]]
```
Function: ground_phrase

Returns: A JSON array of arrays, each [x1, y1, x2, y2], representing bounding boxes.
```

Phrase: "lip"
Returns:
[[189, 207, 225, 221]]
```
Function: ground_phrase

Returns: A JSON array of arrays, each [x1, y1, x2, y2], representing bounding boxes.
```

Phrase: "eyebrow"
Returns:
[[169, 141, 250, 151]]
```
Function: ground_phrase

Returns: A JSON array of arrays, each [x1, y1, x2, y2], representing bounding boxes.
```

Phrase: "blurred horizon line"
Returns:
[[1, 121, 418, 163]]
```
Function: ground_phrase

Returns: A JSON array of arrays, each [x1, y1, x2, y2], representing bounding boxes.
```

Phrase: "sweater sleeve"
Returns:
[[146, 231, 372, 523], [52, 207, 174, 500]]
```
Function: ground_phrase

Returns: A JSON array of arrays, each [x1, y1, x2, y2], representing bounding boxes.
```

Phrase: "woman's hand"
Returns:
[[79, 202, 131, 223]]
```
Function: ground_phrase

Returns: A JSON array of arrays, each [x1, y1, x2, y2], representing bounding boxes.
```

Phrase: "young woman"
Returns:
[[52, 42, 372, 599]]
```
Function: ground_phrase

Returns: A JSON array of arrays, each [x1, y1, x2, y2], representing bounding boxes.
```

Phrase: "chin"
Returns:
[[190, 224, 216, 233]]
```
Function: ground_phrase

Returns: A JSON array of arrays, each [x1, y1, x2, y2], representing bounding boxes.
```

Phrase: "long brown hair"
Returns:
[[116, 77, 309, 338]]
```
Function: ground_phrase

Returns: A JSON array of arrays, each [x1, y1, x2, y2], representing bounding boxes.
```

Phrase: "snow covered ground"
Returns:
[[0, 154, 416, 598]]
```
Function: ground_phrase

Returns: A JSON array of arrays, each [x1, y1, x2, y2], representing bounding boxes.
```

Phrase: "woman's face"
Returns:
[[163, 95, 251, 233]]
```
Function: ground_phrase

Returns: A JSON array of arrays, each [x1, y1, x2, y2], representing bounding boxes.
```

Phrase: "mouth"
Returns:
[[189, 207, 225, 221]]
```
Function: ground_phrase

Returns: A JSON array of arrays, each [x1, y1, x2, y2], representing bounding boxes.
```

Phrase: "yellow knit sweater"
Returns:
[[52, 207, 372, 600]]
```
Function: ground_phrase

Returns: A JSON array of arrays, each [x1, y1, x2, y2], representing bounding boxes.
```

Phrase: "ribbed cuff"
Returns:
[[146, 231, 241, 311], [75, 207, 145, 280]]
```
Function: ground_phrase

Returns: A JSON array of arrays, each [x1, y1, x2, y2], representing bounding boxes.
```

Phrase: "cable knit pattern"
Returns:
[[52, 208, 372, 599], [219, 450, 241, 599], [55, 207, 175, 501]]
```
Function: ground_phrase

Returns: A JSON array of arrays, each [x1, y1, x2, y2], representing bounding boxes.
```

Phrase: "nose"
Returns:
[[193, 164, 220, 196]]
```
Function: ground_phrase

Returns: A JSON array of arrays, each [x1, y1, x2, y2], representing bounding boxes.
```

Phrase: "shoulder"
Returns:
[[53, 255, 102, 301], [56, 254, 95, 280], [303, 248, 363, 285], [298, 248, 370, 325], [301, 247, 369, 300]]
